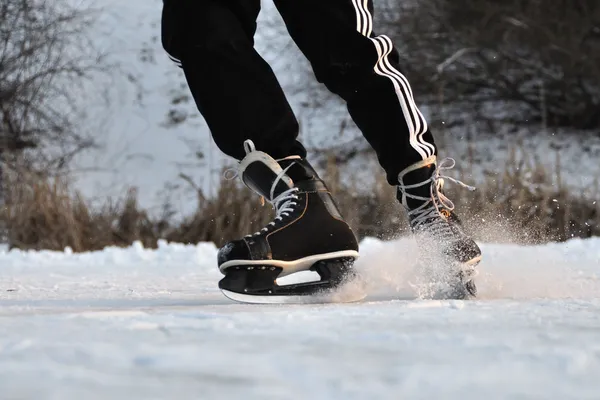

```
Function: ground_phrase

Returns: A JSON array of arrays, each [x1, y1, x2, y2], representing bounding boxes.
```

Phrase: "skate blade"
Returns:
[[220, 289, 367, 305], [218, 256, 365, 304], [219, 250, 360, 277], [410, 255, 482, 300]]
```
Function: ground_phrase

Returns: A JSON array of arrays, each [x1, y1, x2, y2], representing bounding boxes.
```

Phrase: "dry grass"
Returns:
[[1, 155, 598, 252], [164, 177, 274, 247], [449, 149, 600, 244], [2, 177, 159, 251]]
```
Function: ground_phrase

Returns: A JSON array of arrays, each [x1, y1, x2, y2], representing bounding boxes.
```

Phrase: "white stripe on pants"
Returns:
[[350, 0, 434, 159]]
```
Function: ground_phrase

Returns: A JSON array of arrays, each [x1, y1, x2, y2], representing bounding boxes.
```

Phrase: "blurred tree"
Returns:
[[380, 0, 600, 130], [0, 0, 105, 178]]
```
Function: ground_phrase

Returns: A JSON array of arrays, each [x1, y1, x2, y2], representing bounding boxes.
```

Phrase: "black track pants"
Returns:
[[161, 0, 437, 184]]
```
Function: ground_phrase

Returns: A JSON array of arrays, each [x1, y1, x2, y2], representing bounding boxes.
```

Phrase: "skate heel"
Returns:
[[218, 257, 363, 304], [311, 257, 357, 289]]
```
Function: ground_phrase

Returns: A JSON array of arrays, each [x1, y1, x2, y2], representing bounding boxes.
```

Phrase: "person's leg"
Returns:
[[275, 0, 481, 298], [162, 0, 360, 303], [274, 0, 436, 185], [161, 0, 305, 161]]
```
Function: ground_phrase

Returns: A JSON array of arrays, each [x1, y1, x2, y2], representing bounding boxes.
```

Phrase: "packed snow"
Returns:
[[2, 237, 600, 399]]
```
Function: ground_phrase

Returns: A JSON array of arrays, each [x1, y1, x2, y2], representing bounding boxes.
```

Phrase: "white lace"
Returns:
[[246, 166, 300, 237], [235, 140, 300, 237], [399, 158, 475, 240]]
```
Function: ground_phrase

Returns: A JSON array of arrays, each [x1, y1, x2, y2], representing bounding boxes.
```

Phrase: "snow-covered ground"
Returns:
[[2, 237, 600, 399]]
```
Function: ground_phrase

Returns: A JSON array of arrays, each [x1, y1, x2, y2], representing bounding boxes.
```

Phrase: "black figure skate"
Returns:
[[217, 140, 362, 304], [397, 156, 482, 299]]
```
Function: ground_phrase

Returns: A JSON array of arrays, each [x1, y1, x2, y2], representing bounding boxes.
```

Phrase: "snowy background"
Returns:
[[68, 0, 600, 216]]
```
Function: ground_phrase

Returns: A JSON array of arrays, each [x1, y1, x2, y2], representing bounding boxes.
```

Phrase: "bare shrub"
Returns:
[[165, 177, 274, 247], [0, 0, 107, 192], [2, 172, 159, 251]]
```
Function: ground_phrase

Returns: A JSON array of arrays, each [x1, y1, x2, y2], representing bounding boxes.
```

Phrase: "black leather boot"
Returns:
[[217, 140, 361, 303]]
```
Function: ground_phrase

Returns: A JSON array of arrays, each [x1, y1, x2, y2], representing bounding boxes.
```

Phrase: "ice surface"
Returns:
[[1, 237, 600, 399]]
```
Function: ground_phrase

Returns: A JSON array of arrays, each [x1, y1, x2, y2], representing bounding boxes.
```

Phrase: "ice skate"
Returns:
[[398, 156, 482, 299], [217, 140, 362, 304]]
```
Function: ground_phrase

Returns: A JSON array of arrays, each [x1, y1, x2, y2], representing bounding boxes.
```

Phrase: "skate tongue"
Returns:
[[239, 151, 295, 200]]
